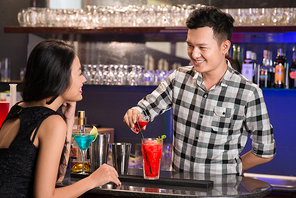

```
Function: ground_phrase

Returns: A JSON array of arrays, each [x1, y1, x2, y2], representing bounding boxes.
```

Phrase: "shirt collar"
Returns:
[[220, 59, 236, 87], [194, 59, 236, 90]]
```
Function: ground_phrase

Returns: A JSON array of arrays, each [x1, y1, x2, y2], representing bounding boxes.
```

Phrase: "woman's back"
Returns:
[[0, 103, 60, 198]]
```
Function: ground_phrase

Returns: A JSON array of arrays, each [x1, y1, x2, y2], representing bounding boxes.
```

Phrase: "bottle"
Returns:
[[77, 110, 85, 133], [251, 52, 258, 84], [71, 110, 91, 173], [241, 51, 256, 82], [232, 44, 241, 72], [289, 46, 296, 89], [274, 48, 287, 88], [259, 50, 274, 88]]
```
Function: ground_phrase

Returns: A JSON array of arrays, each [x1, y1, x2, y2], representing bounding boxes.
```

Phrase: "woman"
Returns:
[[0, 39, 121, 198]]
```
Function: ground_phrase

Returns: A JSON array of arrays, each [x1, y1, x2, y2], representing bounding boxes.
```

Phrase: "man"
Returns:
[[123, 6, 275, 175]]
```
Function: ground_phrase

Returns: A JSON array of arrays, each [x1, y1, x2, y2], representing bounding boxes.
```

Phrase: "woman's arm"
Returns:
[[56, 102, 76, 183], [33, 111, 120, 198]]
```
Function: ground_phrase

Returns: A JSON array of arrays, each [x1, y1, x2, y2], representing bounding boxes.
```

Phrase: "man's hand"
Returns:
[[123, 108, 146, 133]]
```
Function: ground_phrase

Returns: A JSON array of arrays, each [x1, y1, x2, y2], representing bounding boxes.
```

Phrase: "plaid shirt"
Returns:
[[136, 60, 276, 175]]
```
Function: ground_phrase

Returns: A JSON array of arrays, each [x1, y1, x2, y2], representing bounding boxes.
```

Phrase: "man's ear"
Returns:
[[222, 40, 231, 55]]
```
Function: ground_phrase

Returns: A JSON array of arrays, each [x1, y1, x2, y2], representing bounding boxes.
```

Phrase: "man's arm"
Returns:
[[241, 150, 274, 171], [243, 86, 275, 171]]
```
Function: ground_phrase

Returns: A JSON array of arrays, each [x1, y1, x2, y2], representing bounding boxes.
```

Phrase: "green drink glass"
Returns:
[[72, 132, 96, 174]]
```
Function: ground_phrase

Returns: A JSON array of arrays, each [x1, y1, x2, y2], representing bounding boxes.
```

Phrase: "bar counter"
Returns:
[[60, 168, 272, 198]]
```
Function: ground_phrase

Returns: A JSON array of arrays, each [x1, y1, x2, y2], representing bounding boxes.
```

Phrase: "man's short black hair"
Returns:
[[186, 6, 234, 44]]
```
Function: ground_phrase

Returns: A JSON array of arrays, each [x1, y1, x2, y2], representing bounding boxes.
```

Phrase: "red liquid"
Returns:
[[144, 187, 159, 193], [0, 101, 9, 127], [132, 121, 148, 133], [134, 121, 148, 130], [142, 140, 162, 178]]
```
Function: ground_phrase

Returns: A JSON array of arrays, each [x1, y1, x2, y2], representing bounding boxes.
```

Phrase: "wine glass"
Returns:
[[131, 113, 149, 133], [72, 132, 96, 174]]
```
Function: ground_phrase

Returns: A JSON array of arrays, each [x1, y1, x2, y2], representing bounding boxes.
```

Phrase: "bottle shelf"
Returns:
[[4, 26, 188, 34], [1, 81, 296, 91], [4, 25, 296, 34]]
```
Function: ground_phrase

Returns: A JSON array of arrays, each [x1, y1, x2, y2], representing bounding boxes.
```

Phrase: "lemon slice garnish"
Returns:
[[90, 126, 98, 135], [90, 126, 98, 142]]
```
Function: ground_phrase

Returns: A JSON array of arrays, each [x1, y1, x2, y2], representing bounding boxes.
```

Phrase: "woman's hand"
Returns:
[[89, 164, 121, 188], [61, 101, 76, 126]]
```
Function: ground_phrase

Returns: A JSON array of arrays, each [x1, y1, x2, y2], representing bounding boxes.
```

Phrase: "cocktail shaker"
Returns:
[[91, 133, 110, 172], [111, 142, 131, 175]]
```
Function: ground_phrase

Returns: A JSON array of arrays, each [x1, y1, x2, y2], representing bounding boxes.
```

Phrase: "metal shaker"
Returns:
[[91, 133, 110, 172], [111, 142, 131, 175]]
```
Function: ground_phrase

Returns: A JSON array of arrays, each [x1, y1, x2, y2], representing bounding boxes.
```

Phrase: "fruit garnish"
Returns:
[[90, 126, 98, 142], [89, 126, 98, 135], [156, 135, 166, 143]]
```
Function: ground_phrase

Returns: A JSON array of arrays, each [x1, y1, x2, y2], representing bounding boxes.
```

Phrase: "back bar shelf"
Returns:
[[4, 25, 296, 34]]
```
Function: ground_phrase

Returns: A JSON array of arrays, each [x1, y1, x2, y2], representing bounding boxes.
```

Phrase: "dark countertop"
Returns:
[[244, 173, 296, 193], [60, 168, 272, 198]]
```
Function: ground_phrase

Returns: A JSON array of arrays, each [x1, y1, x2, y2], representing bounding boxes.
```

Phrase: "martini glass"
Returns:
[[72, 132, 96, 174]]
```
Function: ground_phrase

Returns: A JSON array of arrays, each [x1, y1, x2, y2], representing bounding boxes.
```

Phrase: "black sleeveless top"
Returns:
[[0, 103, 61, 198]]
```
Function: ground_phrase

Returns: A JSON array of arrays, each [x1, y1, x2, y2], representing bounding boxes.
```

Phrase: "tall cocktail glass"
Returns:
[[72, 132, 96, 174], [142, 138, 163, 180]]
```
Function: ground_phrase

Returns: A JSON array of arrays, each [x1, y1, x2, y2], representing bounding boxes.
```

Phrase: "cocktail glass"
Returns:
[[142, 138, 163, 180], [72, 132, 96, 174], [131, 114, 149, 133]]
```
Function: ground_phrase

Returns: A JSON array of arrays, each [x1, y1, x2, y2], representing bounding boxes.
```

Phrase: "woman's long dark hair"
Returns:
[[22, 39, 75, 104], [22, 38, 75, 181]]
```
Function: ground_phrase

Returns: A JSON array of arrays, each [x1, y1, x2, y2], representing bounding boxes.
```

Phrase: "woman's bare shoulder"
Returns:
[[38, 115, 67, 140]]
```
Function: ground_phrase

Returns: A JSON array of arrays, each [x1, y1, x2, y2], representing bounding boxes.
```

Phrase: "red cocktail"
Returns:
[[142, 138, 163, 180], [131, 114, 149, 133]]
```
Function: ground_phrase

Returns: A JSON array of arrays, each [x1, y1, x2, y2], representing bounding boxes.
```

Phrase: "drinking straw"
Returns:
[[136, 121, 152, 174]]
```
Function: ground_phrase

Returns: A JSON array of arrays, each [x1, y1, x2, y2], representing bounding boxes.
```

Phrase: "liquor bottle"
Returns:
[[289, 46, 296, 89], [259, 50, 274, 88], [274, 48, 287, 88], [251, 52, 258, 83], [241, 51, 256, 82], [238, 45, 244, 67], [77, 110, 85, 133], [71, 110, 91, 173], [72, 110, 86, 163], [269, 51, 275, 88], [232, 44, 241, 73]]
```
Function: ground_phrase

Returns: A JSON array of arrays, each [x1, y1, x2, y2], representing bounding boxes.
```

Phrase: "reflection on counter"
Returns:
[[65, 168, 272, 197]]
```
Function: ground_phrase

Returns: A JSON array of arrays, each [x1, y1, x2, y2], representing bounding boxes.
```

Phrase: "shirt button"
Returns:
[[203, 93, 208, 98], [200, 115, 203, 118]]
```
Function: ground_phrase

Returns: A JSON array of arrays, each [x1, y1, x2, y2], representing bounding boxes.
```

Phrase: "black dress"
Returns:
[[0, 103, 61, 198]]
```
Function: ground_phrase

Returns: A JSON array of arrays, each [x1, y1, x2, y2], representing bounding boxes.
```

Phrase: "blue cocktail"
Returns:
[[72, 133, 96, 174]]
